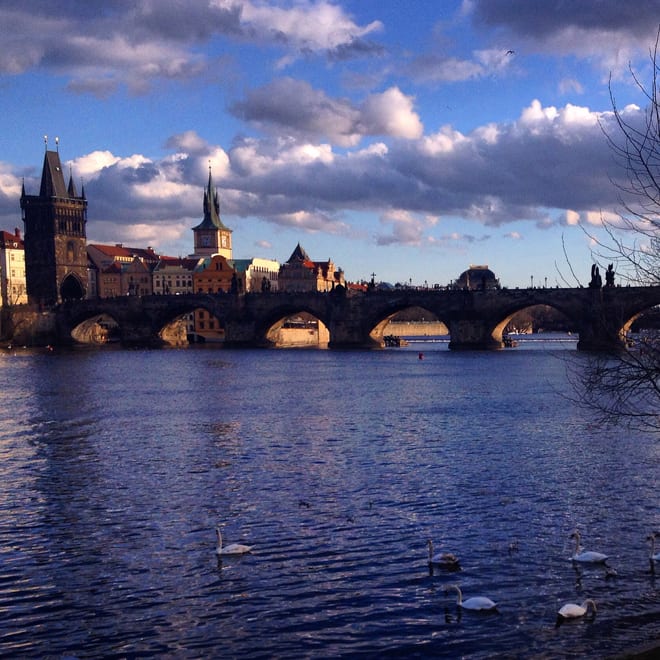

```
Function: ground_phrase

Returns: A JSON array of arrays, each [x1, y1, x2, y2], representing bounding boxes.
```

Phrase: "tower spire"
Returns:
[[67, 165, 77, 197]]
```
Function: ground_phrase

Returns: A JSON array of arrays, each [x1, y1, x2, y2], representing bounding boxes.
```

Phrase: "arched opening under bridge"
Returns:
[[368, 306, 449, 348], [70, 314, 120, 344], [187, 306, 225, 344], [264, 311, 330, 348], [495, 304, 577, 348]]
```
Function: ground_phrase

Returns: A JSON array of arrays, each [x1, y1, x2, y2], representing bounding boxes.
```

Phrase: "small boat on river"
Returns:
[[384, 335, 409, 347]]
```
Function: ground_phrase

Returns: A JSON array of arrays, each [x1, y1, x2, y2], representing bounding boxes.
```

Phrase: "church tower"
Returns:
[[192, 166, 232, 259], [20, 140, 88, 306]]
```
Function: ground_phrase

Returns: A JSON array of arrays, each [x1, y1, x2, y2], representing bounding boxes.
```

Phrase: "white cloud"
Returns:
[[565, 210, 580, 226], [559, 77, 584, 95], [376, 209, 436, 246], [0, 0, 383, 96], [215, 0, 383, 53], [4, 98, 643, 260], [232, 80, 422, 145], [468, 0, 660, 78], [361, 87, 424, 139], [0, 162, 23, 199]]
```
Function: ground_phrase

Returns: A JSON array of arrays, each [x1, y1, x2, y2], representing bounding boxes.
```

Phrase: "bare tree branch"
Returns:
[[575, 26, 660, 431]]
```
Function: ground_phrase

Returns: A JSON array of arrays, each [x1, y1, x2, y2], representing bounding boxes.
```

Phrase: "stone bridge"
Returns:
[[7, 284, 655, 351]]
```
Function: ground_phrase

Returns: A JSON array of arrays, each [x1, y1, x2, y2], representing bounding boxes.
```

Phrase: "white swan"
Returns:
[[647, 533, 660, 562], [570, 530, 608, 563], [427, 539, 460, 569], [558, 598, 597, 619], [215, 527, 252, 555], [444, 584, 497, 611]]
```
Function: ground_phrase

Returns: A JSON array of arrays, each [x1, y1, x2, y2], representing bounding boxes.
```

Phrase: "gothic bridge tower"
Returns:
[[20, 142, 88, 306], [191, 166, 233, 259]]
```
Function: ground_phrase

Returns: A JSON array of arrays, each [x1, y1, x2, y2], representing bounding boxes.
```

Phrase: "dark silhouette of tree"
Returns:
[[577, 28, 660, 431]]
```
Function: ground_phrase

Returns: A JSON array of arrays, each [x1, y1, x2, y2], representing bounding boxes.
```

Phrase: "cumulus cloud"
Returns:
[[3, 100, 648, 256], [361, 88, 424, 139], [376, 210, 438, 246], [468, 0, 660, 77], [230, 78, 362, 146], [213, 0, 384, 59], [231, 80, 422, 145], [0, 0, 383, 95]]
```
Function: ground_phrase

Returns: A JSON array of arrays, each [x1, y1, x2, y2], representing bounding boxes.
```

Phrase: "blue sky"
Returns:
[[1, 0, 659, 288]]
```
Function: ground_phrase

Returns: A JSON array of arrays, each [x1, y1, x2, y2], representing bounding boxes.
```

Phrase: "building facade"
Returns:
[[0, 228, 27, 307], [152, 257, 200, 295], [232, 257, 280, 292], [20, 148, 88, 306], [278, 243, 345, 292], [193, 254, 239, 294], [87, 243, 160, 298]]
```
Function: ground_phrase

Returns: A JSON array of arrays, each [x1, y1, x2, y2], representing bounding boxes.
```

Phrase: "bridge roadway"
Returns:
[[42, 284, 660, 351]]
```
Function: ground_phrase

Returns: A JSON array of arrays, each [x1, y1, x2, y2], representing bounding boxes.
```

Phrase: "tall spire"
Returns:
[[67, 166, 77, 197], [201, 163, 224, 229]]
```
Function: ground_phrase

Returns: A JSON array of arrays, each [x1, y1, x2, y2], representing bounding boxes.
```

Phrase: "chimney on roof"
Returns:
[[116, 243, 123, 248], [14, 228, 20, 239]]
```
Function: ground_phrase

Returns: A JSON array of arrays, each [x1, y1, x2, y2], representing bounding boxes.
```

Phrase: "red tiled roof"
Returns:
[[88, 243, 160, 261], [0, 230, 24, 248]]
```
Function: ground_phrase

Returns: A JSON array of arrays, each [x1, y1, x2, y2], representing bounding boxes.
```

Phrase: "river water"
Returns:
[[0, 337, 658, 659]]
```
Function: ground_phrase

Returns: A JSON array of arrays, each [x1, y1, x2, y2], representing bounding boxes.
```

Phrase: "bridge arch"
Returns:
[[70, 313, 120, 344], [148, 300, 227, 345], [364, 303, 447, 346], [490, 302, 576, 345], [253, 302, 331, 348]]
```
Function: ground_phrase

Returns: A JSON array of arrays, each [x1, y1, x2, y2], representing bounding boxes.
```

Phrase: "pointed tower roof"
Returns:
[[39, 150, 68, 198], [192, 165, 231, 231], [67, 167, 77, 197], [286, 242, 312, 264]]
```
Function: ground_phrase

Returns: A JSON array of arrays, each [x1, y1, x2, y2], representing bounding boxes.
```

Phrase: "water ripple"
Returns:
[[0, 347, 658, 658]]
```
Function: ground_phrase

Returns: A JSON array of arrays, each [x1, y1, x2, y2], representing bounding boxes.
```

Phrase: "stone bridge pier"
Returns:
[[446, 318, 504, 350]]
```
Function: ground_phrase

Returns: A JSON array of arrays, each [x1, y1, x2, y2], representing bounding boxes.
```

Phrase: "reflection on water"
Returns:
[[0, 343, 658, 659]]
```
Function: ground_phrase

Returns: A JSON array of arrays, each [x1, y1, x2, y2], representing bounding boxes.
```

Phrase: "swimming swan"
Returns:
[[427, 540, 460, 569], [558, 598, 597, 619], [570, 530, 608, 563], [444, 584, 497, 611], [215, 527, 252, 555]]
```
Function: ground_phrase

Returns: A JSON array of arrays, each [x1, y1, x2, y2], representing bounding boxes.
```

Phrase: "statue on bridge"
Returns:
[[605, 263, 615, 287], [589, 264, 602, 289]]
